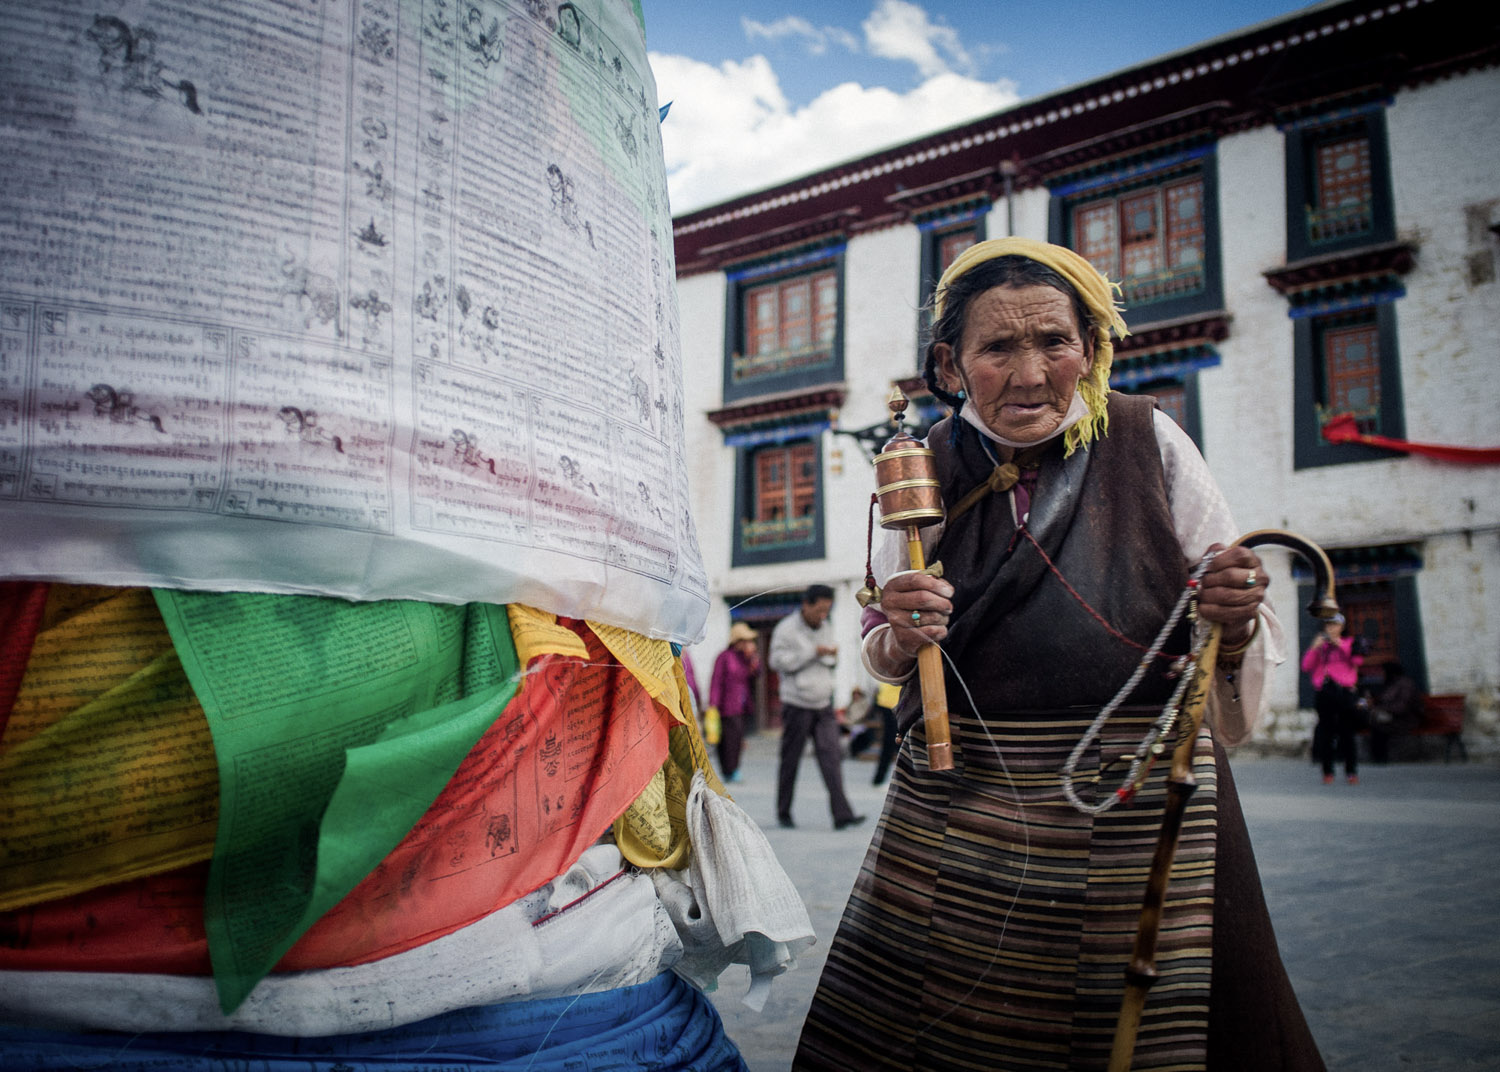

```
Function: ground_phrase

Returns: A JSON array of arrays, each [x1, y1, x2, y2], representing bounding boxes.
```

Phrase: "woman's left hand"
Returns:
[[1197, 542, 1265, 646]]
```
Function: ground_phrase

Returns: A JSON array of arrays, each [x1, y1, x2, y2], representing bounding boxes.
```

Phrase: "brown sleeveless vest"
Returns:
[[896, 393, 1188, 729]]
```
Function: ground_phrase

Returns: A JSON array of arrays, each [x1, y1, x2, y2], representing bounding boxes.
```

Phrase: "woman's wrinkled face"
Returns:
[[935, 284, 1093, 443]]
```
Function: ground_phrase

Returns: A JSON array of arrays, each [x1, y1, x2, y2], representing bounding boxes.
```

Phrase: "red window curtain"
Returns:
[[1072, 177, 1204, 298], [1074, 201, 1117, 279], [1142, 383, 1188, 429], [1165, 179, 1205, 270], [789, 443, 816, 517]]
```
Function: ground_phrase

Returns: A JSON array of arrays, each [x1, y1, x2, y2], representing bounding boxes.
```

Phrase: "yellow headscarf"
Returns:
[[933, 237, 1129, 456]]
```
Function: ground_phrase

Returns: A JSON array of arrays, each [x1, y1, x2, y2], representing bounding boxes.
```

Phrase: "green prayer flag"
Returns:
[[152, 591, 518, 1012]]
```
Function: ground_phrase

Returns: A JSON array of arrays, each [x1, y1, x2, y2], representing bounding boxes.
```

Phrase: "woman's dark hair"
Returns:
[[920, 255, 1093, 411]]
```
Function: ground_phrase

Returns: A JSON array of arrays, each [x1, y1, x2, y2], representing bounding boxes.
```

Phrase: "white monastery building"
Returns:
[[673, 0, 1500, 752]]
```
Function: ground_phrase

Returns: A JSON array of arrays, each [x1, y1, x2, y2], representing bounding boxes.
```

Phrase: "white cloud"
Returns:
[[741, 15, 862, 57], [863, 0, 975, 79], [743, 15, 820, 49], [651, 51, 1019, 215], [825, 26, 861, 53]]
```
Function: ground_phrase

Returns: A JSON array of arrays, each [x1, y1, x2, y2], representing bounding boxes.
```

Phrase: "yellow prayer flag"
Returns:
[[0, 587, 217, 911]]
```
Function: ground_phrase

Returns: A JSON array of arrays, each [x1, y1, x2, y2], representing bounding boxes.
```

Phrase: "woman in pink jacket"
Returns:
[[1301, 613, 1364, 783]]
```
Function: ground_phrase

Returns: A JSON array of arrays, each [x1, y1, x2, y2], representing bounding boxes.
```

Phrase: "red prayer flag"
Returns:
[[0, 625, 669, 976]]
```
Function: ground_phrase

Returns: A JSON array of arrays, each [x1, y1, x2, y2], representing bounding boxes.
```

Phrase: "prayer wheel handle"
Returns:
[[868, 388, 953, 771]]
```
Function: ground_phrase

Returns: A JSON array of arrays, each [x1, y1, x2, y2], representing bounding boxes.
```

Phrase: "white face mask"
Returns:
[[958, 387, 1091, 448]]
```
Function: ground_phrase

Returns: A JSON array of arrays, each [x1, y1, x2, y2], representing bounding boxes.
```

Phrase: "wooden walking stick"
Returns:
[[1108, 529, 1339, 1071]]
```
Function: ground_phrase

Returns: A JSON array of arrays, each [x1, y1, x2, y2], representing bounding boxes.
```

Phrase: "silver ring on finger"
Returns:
[[1244, 568, 1257, 588], [910, 610, 921, 625]]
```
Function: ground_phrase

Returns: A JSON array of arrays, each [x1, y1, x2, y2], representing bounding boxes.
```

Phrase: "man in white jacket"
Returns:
[[769, 585, 864, 831]]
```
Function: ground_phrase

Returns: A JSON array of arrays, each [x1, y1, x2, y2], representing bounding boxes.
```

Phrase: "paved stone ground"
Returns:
[[707, 733, 1500, 1071]]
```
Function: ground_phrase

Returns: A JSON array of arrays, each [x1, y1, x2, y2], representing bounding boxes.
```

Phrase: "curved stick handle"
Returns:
[[1109, 529, 1339, 1071], [1236, 528, 1340, 622]]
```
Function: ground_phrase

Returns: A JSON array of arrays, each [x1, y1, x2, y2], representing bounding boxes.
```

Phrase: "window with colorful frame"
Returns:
[[1284, 107, 1395, 263], [1293, 302, 1405, 469], [723, 249, 844, 405], [1050, 149, 1223, 324], [732, 437, 825, 566]]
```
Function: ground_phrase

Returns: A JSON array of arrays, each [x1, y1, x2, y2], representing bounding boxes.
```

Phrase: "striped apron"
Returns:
[[796, 708, 1217, 1071]]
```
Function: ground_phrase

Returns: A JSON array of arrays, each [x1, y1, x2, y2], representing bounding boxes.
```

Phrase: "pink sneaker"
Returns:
[[1322, 774, 1335, 785], [1347, 775, 1359, 785]]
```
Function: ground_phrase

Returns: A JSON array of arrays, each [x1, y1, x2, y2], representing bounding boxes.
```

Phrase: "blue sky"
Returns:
[[644, 0, 1320, 213]]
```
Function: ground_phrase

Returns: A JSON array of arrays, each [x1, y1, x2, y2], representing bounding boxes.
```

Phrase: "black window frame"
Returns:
[[1292, 300, 1405, 470], [1284, 107, 1396, 264], [731, 435, 826, 567], [1049, 148, 1224, 326], [722, 247, 846, 406], [915, 211, 987, 371]]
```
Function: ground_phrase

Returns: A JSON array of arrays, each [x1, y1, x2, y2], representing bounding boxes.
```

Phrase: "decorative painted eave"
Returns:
[[1291, 541, 1424, 581], [884, 167, 998, 218], [683, 208, 859, 275], [1107, 313, 1230, 388], [706, 386, 848, 432], [1088, 312, 1230, 388], [1115, 312, 1232, 357], [1263, 241, 1417, 303], [1027, 102, 1236, 184], [674, 0, 1494, 277], [1270, 83, 1396, 129]]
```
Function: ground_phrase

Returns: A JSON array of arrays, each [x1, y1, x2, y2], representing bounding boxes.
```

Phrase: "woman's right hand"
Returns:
[[878, 570, 955, 660]]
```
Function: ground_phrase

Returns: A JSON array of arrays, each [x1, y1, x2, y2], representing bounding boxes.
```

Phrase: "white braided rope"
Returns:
[[1059, 549, 1218, 815]]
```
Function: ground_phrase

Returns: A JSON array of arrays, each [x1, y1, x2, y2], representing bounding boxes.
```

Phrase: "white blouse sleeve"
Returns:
[[1154, 409, 1286, 745]]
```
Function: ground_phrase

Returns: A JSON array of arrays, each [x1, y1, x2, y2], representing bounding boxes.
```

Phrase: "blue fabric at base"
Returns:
[[0, 971, 748, 1071]]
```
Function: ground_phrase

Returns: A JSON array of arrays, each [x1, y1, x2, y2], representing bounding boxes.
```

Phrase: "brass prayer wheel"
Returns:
[[874, 387, 944, 533], [874, 435, 944, 529], [872, 386, 953, 772]]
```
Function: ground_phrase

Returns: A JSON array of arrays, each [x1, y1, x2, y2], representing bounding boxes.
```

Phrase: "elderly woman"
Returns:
[[794, 239, 1323, 1071]]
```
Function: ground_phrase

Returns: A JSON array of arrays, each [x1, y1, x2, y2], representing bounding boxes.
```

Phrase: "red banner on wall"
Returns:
[[1322, 413, 1500, 463]]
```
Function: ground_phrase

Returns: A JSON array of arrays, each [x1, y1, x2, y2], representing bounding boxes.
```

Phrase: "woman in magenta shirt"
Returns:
[[1301, 613, 1364, 783], [709, 623, 760, 782]]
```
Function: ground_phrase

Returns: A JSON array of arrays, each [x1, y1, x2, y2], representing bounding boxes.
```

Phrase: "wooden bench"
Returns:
[[1413, 693, 1468, 762]]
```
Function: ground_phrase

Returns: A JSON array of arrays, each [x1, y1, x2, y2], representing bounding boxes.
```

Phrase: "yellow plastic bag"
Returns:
[[703, 706, 722, 745]]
